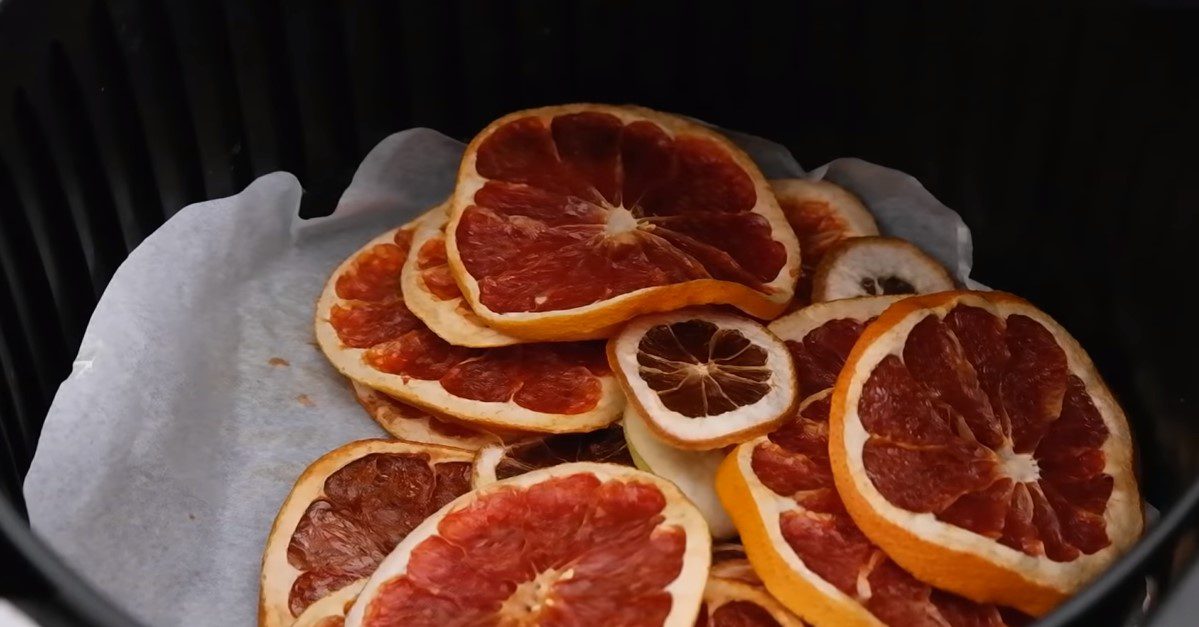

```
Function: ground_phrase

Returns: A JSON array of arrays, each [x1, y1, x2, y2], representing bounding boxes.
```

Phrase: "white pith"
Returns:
[[613, 309, 797, 447], [835, 292, 1143, 593], [344, 462, 711, 627], [815, 237, 954, 302], [622, 404, 737, 539]]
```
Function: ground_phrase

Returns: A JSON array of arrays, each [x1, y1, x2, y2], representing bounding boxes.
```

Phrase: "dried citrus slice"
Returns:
[[471, 424, 632, 488], [699, 576, 809, 627], [445, 104, 801, 341], [344, 463, 712, 626], [400, 204, 522, 348], [718, 392, 1024, 627], [769, 296, 904, 399], [315, 219, 625, 433], [609, 309, 798, 449], [771, 179, 878, 306], [811, 237, 954, 302], [624, 404, 737, 539], [829, 291, 1142, 615], [260, 439, 473, 627], [351, 382, 499, 450]]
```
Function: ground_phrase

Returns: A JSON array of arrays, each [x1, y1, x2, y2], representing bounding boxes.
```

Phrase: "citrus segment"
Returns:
[[609, 309, 798, 449], [624, 404, 737, 538], [316, 219, 625, 433], [400, 205, 523, 348], [446, 104, 801, 340], [769, 297, 904, 399], [811, 237, 954, 302], [829, 291, 1142, 615], [717, 393, 1023, 627], [471, 424, 632, 488], [350, 382, 499, 450], [260, 440, 474, 627], [698, 576, 809, 627], [770, 179, 878, 306], [345, 463, 711, 627]]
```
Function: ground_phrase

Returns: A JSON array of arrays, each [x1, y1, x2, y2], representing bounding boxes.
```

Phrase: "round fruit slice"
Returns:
[[351, 382, 498, 450], [344, 462, 712, 627], [315, 219, 625, 433], [471, 423, 632, 488], [718, 392, 1024, 627], [699, 576, 808, 627], [260, 439, 474, 627], [771, 179, 878, 306], [400, 204, 522, 348], [445, 103, 802, 341], [609, 309, 798, 449], [829, 291, 1142, 616], [624, 404, 737, 539], [769, 296, 904, 399], [811, 237, 954, 302]]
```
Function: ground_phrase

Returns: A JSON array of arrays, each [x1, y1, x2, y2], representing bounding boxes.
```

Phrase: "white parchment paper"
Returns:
[[24, 127, 973, 626]]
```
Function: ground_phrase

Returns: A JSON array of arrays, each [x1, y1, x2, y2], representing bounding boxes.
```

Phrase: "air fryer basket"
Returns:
[[2, 1, 1197, 625]]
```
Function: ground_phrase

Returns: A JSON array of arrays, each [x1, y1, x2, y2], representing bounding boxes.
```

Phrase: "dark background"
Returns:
[[1, 1, 1197, 624]]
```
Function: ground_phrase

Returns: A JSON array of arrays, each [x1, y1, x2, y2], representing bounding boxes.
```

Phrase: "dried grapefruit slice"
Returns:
[[698, 576, 808, 627], [710, 543, 761, 586], [829, 291, 1142, 615], [344, 463, 712, 626], [609, 309, 798, 449], [811, 237, 954, 302], [260, 439, 473, 627], [624, 404, 737, 539], [315, 219, 624, 433], [718, 392, 1024, 627], [351, 382, 499, 450], [471, 424, 632, 488], [771, 179, 878, 306], [769, 296, 904, 399], [400, 204, 522, 348], [445, 104, 801, 340]]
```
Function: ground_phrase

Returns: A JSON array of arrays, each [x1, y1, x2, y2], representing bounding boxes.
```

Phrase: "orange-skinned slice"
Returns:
[[446, 103, 802, 340], [260, 439, 474, 627], [718, 392, 1024, 627], [609, 309, 798, 450], [351, 382, 500, 450], [315, 217, 625, 433], [770, 179, 878, 307], [699, 576, 809, 626], [345, 463, 712, 627], [811, 237, 954, 302], [829, 291, 1142, 616], [400, 204, 523, 348]]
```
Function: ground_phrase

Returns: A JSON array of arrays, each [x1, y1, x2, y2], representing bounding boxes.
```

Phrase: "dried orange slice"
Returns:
[[400, 204, 522, 348], [315, 219, 625, 433], [771, 179, 878, 306], [344, 463, 712, 626], [624, 404, 737, 539], [699, 576, 809, 626], [260, 439, 473, 627], [811, 237, 954, 302], [351, 382, 500, 450], [769, 296, 904, 399], [609, 309, 798, 449], [445, 104, 801, 341], [471, 424, 632, 488], [829, 291, 1142, 615], [718, 392, 1024, 627]]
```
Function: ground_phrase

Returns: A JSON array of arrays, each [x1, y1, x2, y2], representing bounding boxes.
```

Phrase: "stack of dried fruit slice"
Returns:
[[276, 102, 1146, 627]]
